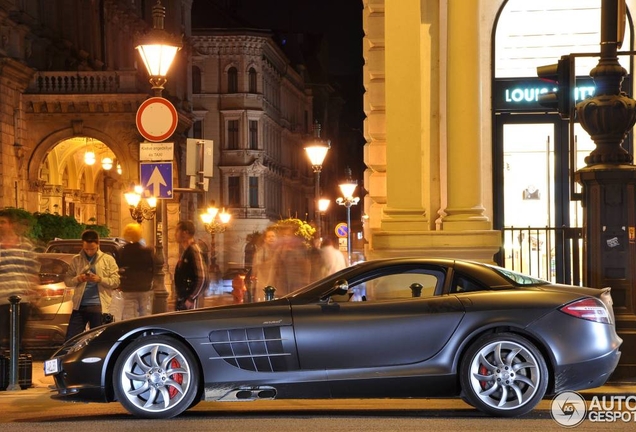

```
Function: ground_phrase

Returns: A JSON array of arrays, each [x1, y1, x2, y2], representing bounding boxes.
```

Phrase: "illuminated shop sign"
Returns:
[[504, 85, 595, 104], [493, 77, 628, 112]]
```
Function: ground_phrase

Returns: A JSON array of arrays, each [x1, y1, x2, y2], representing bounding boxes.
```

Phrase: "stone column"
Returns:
[[441, 0, 490, 231], [382, 0, 428, 233]]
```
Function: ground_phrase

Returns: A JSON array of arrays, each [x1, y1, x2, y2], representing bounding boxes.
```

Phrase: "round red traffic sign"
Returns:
[[136, 97, 178, 142]]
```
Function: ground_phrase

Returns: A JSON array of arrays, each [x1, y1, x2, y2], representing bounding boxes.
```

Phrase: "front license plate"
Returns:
[[44, 358, 60, 376]]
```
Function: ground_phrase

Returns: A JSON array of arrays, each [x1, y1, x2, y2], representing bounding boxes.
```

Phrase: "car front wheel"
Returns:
[[113, 335, 200, 419], [460, 332, 548, 417]]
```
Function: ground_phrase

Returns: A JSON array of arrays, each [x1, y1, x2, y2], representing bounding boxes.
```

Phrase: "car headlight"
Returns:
[[68, 328, 106, 353]]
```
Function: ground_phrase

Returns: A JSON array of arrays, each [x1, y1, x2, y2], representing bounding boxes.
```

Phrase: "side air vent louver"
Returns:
[[209, 327, 290, 372]]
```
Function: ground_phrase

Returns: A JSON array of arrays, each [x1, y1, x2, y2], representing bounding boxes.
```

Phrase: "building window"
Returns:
[[228, 67, 238, 93], [192, 66, 202, 94], [248, 67, 257, 93], [193, 120, 203, 139], [249, 120, 258, 150], [229, 176, 241, 206], [249, 177, 259, 208], [227, 120, 239, 149]]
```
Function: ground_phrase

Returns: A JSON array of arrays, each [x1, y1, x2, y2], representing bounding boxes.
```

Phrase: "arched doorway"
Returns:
[[492, 0, 634, 283], [36, 137, 124, 235]]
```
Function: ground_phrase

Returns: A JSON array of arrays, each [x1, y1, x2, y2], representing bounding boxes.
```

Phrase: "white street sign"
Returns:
[[140, 142, 174, 161]]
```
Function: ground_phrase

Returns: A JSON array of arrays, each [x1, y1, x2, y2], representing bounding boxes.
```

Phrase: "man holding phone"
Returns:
[[64, 229, 120, 340]]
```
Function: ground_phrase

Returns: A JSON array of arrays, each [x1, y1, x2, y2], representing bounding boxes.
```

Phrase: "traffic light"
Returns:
[[536, 55, 574, 120]]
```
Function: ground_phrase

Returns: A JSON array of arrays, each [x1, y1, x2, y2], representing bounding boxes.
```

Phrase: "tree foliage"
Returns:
[[1, 207, 110, 248]]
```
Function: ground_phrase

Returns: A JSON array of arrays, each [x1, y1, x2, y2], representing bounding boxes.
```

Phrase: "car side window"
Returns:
[[348, 269, 443, 302], [451, 274, 487, 293]]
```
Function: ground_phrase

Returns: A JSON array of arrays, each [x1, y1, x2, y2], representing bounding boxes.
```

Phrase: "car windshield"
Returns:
[[485, 264, 547, 286]]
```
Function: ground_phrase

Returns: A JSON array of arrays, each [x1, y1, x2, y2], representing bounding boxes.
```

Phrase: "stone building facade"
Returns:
[[0, 1, 317, 292], [190, 29, 315, 269]]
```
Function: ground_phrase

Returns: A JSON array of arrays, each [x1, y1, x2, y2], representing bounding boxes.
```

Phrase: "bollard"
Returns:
[[409, 283, 423, 298], [263, 286, 276, 301], [7, 295, 21, 391]]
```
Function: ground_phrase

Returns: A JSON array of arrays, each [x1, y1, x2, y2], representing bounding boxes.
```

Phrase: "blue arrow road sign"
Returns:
[[140, 162, 173, 199]]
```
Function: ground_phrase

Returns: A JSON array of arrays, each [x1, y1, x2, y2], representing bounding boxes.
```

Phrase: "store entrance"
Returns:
[[493, 114, 597, 284]]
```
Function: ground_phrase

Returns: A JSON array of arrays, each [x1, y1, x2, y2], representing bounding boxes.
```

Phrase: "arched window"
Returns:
[[192, 66, 202, 94], [228, 67, 238, 93], [248, 67, 257, 93]]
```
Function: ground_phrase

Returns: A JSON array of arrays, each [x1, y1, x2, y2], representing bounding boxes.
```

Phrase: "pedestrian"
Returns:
[[320, 236, 347, 277], [64, 229, 120, 341], [174, 220, 208, 310], [274, 224, 310, 295], [0, 208, 39, 351], [115, 223, 159, 320], [251, 227, 279, 296]]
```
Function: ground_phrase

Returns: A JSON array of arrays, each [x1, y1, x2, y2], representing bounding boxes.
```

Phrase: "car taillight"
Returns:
[[560, 298, 611, 324]]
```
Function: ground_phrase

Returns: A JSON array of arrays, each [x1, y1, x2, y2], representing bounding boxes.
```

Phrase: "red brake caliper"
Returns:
[[168, 358, 183, 399], [479, 364, 490, 390]]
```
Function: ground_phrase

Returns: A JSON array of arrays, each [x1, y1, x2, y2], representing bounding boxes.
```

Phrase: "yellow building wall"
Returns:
[[363, 0, 501, 262]]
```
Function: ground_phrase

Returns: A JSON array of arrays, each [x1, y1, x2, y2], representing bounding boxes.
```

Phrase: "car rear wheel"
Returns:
[[460, 332, 548, 417], [113, 335, 200, 419]]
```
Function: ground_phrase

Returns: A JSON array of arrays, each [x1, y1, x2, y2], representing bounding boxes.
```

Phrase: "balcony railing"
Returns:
[[26, 71, 141, 94], [498, 226, 583, 285]]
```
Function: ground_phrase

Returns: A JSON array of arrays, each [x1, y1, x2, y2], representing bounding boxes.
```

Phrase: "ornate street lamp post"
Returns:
[[134, 0, 181, 313], [135, 0, 182, 98], [101, 157, 113, 226], [336, 167, 359, 264], [200, 203, 231, 281], [304, 122, 330, 238], [124, 185, 157, 224]]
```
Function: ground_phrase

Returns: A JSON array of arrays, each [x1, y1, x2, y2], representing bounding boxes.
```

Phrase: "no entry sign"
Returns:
[[136, 97, 178, 142]]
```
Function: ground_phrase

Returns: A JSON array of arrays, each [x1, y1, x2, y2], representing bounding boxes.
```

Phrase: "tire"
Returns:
[[113, 335, 200, 419], [459, 332, 548, 417]]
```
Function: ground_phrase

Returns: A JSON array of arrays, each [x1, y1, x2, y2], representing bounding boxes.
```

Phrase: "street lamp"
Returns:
[[200, 202, 231, 280], [124, 185, 157, 224], [304, 122, 330, 237], [318, 198, 331, 238], [134, 0, 181, 313], [135, 0, 182, 97], [336, 167, 359, 264], [101, 157, 114, 225]]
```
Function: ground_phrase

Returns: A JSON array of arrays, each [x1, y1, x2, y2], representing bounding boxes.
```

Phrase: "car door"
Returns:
[[290, 264, 466, 370]]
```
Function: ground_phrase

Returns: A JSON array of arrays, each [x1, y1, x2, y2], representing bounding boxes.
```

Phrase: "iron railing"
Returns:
[[498, 226, 583, 285]]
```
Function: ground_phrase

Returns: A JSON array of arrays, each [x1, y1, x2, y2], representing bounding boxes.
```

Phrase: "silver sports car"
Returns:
[[45, 258, 621, 419]]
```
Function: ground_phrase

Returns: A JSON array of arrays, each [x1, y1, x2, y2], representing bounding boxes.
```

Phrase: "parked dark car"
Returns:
[[44, 237, 127, 260], [23, 253, 75, 354], [44, 258, 621, 419]]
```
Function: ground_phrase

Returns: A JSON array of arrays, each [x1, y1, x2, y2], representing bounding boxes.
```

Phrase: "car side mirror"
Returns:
[[333, 279, 349, 296], [320, 279, 350, 303]]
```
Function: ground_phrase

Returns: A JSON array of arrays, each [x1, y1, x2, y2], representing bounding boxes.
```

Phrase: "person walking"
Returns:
[[251, 227, 279, 297], [174, 221, 208, 310], [320, 236, 347, 277], [116, 223, 159, 320], [0, 208, 39, 351], [64, 229, 120, 341]]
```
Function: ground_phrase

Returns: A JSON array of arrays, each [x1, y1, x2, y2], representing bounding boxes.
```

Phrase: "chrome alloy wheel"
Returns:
[[114, 338, 197, 418], [467, 339, 540, 411]]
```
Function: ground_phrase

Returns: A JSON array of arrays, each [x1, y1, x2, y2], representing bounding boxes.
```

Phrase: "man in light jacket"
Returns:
[[64, 229, 120, 341]]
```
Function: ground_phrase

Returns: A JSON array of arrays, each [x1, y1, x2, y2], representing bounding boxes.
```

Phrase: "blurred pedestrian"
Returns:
[[0, 208, 39, 351], [274, 225, 310, 295], [64, 229, 120, 341], [251, 227, 279, 296], [174, 221, 208, 310], [320, 236, 347, 277], [231, 270, 247, 304], [116, 223, 159, 320]]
